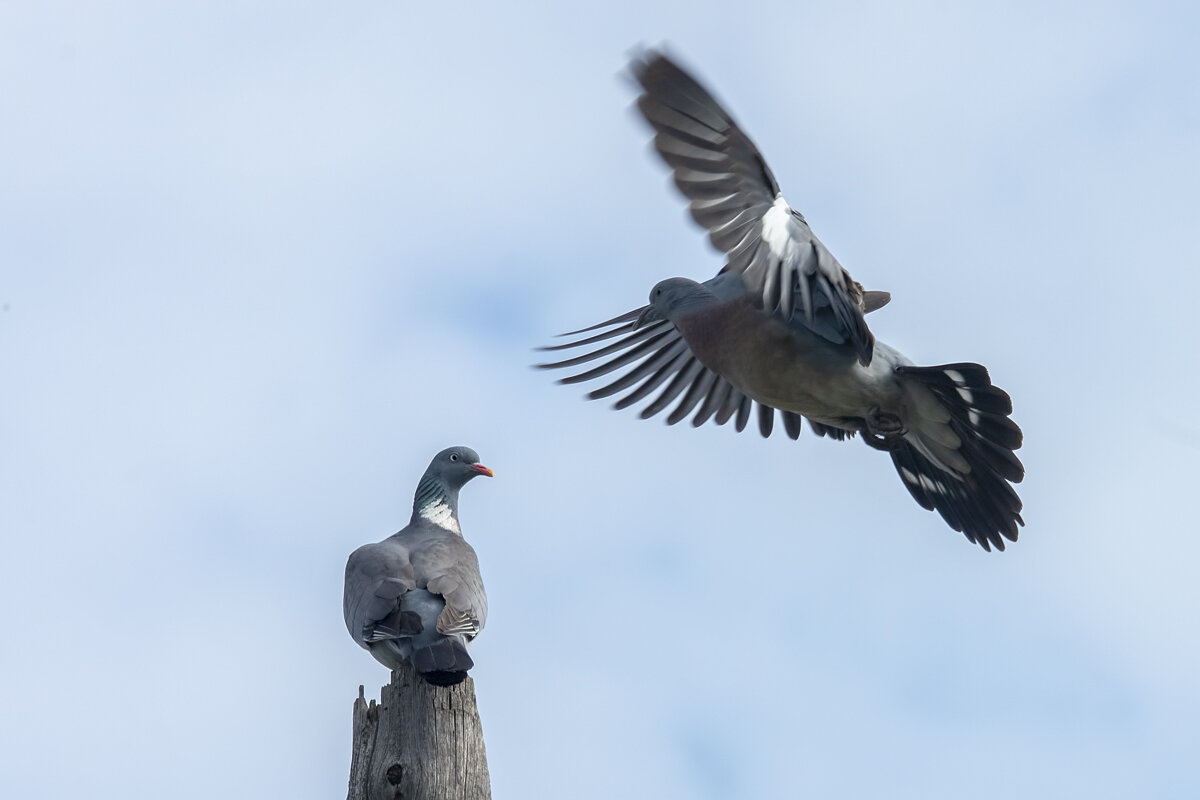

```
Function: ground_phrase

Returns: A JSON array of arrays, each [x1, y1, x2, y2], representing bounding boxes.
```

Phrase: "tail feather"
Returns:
[[895, 363, 1024, 551], [411, 638, 474, 686], [969, 409, 1024, 451]]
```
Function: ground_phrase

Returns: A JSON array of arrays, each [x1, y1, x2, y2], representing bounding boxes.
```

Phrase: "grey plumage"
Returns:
[[634, 52, 879, 366], [538, 51, 1024, 551], [344, 446, 493, 685]]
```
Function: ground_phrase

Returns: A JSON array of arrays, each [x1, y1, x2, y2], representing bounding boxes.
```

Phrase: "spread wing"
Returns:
[[536, 307, 820, 440], [632, 50, 876, 365]]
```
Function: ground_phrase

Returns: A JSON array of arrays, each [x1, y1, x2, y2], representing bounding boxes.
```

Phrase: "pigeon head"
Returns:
[[425, 446, 495, 489], [637, 277, 712, 327], [411, 446, 493, 533]]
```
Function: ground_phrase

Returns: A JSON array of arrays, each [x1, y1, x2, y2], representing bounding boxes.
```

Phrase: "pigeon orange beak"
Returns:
[[470, 462, 495, 478]]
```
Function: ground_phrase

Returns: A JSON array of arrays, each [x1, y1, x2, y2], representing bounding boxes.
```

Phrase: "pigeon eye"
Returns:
[[449, 454, 459, 462]]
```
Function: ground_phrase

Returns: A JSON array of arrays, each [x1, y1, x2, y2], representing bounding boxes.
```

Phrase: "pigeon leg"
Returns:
[[862, 407, 905, 451]]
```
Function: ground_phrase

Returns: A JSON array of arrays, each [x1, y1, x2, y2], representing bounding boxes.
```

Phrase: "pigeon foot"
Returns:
[[862, 407, 905, 451]]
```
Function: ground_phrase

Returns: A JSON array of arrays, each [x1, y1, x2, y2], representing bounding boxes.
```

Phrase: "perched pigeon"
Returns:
[[344, 446, 494, 685], [539, 51, 1024, 551]]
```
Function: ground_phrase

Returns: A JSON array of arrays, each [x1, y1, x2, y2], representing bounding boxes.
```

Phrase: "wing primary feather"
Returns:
[[714, 387, 744, 426], [610, 345, 692, 409], [537, 323, 668, 368], [553, 307, 645, 337], [586, 339, 688, 399], [640, 358, 705, 418], [757, 404, 774, 437], [692, 376, 732, 426], [782, 411, 804, 440], [538, 317, 664, 353], [667, 370, 717, 425], [734, 395, 753, 431], [556, 329, 672, 385]]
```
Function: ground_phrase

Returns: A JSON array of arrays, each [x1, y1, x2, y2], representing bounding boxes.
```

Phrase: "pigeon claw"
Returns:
[[862, 407, 905, 451]]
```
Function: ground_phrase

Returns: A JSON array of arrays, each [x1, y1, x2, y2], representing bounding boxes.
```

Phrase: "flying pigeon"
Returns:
[[538, 51, 1024, 551], [344, 446, 494, 685]]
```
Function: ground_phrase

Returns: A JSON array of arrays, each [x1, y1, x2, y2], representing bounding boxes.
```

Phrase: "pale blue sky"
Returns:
[[2, 2, 1198, 798]]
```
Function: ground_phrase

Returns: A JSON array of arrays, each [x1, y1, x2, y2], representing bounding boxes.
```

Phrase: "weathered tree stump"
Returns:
[[347, 662, 491, 800]]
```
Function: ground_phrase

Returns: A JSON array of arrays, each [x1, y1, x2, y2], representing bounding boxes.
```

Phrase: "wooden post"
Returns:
[[347, 662, 491, 800]]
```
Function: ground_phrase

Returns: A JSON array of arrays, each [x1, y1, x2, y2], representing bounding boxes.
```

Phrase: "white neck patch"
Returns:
[[418, 498, 461, 534]]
